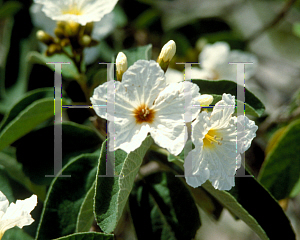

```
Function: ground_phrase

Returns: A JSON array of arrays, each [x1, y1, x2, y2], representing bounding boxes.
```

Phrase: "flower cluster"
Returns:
[[91, 41, 258, 191]]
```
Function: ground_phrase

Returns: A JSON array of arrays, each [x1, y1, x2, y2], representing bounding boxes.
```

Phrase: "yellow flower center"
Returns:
[[133, 104, 156, 124], [62, 4, 82, 15], [203, 129, 223, 148]]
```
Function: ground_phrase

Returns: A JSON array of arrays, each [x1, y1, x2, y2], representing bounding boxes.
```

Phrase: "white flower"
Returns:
[[192, 42, 257, 81], [91, 60, 201, 155], [184, 94, 258, 190], [30, 2, 116, 64], [33, 0, 118, 26], [0, 192, 37, 239]]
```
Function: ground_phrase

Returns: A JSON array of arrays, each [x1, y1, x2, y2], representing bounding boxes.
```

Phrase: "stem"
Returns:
[[246, 0, 297, 43]]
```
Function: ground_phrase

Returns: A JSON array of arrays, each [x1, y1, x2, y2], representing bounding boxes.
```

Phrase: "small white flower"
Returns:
[[0, 192, 37, 239], [91, 60, 201, 155], [192, 42, 257, 81], [184, 93, 258, 190], [30, 2, 116, 64], [33, 0, 118, 26]]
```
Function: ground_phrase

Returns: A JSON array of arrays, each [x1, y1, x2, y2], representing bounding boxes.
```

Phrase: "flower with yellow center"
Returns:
[[34, 0, 118, 26], [91, 60, 201, 155], [184, 94, 258, 190], [0, 191, 37, 240], [191, 41, 257, 81]]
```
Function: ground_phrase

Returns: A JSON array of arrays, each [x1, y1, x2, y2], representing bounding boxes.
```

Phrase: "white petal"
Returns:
[[205, 142, 236, 191], [0, 192, 9, 220], [91, 80, 136, 120], [210, 93, 235, 129], [36, 0, 119, 25], [199, 42, 230, 70], [184, 148, 210, 188], [191, 111, 211, 147], [150, 118, 187, 156], [0, 195, 37, 233], [236, 115, 258, 154], [121, 60, 166, 107], [154, 81, 200, 121], [109, 120, 150, 153]]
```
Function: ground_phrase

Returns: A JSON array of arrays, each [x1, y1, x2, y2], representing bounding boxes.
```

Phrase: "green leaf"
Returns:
[[202, 174, 295, 240], [0, 39, 36, 114], [16, 122, 102, 185], [0, 19, 14, 99], [192, 79, 265, 117], [0, 88, 55, 132], [0, 168, 14, 202], [2, 227, 34, 240], [94, 136, 153, 233], [292, 22, 300, 38], [113, 5, 127, 28], [0, 1, 22, 19], [53, 232, 114, 240], [36, 153, 99, 240], [0, 97, 68, 152], [27, 52, 80, 80], [130, 171, 201, 240], [122, 44, 152, 68], [258, 119, 300, 200], [0, 151, 46, 201], [76, 182, 96, 232]]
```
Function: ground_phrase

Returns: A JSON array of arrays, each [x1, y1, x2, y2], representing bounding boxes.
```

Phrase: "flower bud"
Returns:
[[116, 52, 128, 81], [197, 94, 214, 106], [157, 40, 176, 72], [60, 38, 70, 47], [46, 43, 62, 56], [36, 30, 54, 45], [54, 27, 65, 39], [79, 35, 92, 46]]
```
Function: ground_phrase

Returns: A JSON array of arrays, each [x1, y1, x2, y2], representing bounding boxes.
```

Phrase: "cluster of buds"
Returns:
[[115, 40, 176, 82], [36, 21, 99, 57]]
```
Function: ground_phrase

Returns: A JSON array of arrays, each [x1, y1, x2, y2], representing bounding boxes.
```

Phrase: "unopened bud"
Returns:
[[36, 30, 54, 45], [79, 35, 92, 46], [46, 43, 62, 56], [54, 27, 65, 39], [157, 40, 176, 72], [61, 38, 70, 47], [197, 94, 214, 106], [116, 52, 127, 81]]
